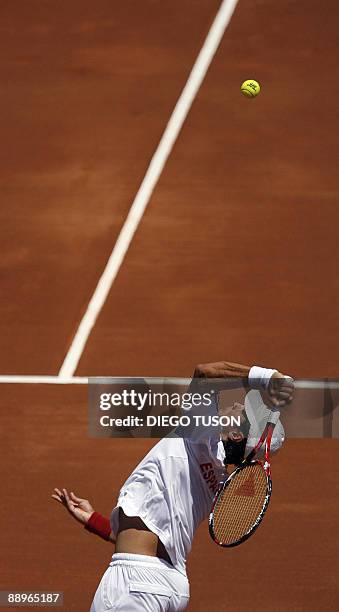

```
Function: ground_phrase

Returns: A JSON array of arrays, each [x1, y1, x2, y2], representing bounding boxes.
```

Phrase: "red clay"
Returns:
[[1, 1, 338, 610]]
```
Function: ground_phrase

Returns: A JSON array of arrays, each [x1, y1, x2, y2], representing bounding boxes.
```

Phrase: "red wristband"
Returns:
[[85, 512, 111, 541]]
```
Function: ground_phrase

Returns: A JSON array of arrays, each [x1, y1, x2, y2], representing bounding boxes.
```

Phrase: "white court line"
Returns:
[[58, 0, 240, 379], [0, 375, 339, 389], [0, 375, 88, 385]]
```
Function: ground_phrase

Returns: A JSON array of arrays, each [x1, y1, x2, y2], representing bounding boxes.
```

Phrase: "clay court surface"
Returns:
[[1, 1, 338, 610]]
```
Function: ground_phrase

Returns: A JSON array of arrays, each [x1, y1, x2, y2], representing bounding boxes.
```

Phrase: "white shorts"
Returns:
[[90, 553, 190, 612]]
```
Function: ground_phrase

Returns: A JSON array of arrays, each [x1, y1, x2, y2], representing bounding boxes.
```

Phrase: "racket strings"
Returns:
[[213, 464, 268, 545]]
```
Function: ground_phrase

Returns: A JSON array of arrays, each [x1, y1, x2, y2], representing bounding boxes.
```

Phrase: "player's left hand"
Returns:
[[261, 372, 294, 409], [52, 488, 95, 525]]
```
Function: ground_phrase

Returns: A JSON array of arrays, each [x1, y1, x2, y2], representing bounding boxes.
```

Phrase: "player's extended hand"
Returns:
[[52, 488, 94, 525], [261, 372, 294, 409]]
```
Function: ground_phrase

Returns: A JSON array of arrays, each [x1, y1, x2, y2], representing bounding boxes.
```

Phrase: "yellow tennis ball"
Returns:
[[241, 79, 261, 98]]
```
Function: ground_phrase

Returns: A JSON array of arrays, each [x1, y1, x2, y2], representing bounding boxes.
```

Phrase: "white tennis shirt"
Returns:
[[110, 435, 226, 576]]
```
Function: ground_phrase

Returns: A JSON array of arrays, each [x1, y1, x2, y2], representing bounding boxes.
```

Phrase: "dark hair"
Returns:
[[222, 412, 251, 466]]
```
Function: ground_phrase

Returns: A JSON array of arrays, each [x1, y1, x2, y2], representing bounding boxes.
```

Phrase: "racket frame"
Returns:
[[209, 458, 272, 547], [209, 409, 279, 547]]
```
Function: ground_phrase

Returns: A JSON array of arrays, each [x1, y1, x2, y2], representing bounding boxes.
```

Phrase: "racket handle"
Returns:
[[246, 410, 280, 462], [268, 409, 280, 425]]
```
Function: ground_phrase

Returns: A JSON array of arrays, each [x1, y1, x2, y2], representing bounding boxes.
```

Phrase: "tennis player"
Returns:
[[52, 361, 293, 611]]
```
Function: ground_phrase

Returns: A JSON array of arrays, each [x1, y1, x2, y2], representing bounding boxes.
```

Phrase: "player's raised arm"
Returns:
[[192, 361, 294, 407], [192, 361, 250, 389], [193, 360, 250, 378]]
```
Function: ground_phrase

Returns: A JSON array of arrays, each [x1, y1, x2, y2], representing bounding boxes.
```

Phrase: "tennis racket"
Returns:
[[209, 409, 280, 547]]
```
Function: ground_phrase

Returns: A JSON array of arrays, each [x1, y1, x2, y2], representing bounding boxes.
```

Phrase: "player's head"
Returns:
[[219, 402, 251, 465]]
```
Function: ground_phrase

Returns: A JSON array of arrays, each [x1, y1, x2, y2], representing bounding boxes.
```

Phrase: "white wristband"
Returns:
[[248, 366, 277, 390]]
